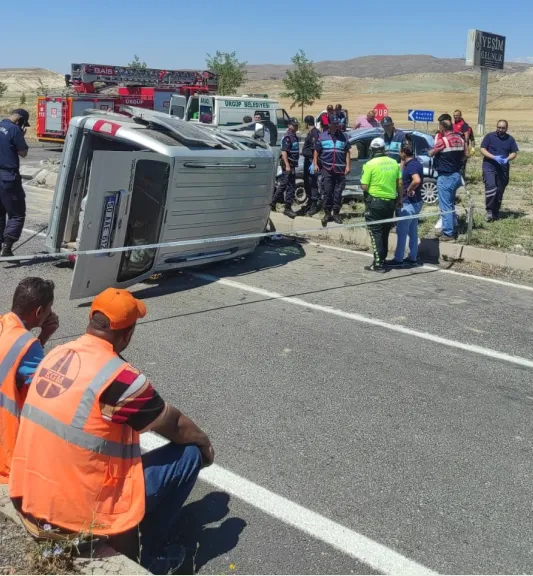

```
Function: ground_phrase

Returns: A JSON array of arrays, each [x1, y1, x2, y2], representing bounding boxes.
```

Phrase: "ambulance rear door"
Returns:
[[70, 150, 171, 300]]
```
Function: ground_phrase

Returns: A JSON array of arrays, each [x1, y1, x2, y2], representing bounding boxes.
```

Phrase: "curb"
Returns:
[[269, 212, 533, 272], [0, 485, 149, 575]]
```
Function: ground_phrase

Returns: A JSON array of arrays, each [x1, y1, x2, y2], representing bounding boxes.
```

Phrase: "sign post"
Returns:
[[465, 29, 506, 136]]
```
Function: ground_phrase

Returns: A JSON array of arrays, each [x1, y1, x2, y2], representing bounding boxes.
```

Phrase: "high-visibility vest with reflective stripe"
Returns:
[[9, 334, 145, 535], [0, 312, 37, 484]]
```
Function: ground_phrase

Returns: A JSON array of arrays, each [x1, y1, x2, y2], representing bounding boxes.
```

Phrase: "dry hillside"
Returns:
[[246, 54, 532, 81], [2, 55, 533, 133], [0, 68, 64, 96]]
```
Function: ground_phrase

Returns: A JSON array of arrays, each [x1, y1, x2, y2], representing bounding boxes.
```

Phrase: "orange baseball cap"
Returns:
[[90, 288, 147, 330]]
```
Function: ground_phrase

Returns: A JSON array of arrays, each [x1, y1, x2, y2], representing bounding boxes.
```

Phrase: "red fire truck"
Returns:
[[36, 63, 217, 144]]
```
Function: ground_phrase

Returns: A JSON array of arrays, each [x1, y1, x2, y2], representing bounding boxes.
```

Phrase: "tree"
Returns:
[[206, 51, 247, 95], [280, 49, 323, 121], [0, 82, 7, 98], [20, 92, 26, 105], [128, 55, 147, 69]]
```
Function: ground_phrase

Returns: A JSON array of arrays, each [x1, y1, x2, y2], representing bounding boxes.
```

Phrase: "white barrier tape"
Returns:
[[0, 208, 456, 263]]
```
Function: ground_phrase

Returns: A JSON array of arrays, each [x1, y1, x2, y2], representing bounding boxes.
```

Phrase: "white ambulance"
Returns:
[[45, 106, 278, 300], [169, 94, 292, 143]]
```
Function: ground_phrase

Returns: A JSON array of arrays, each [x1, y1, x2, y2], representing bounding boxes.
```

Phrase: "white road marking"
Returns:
[[141, 432, 437, 576], [306, 241, 533, 293], [193, 273, 533, 370]]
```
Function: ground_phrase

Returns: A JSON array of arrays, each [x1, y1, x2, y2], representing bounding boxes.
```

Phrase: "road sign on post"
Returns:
[[408, 109, 434, 123], [374, 103, 388, 122], [465, 29, 506, 135]]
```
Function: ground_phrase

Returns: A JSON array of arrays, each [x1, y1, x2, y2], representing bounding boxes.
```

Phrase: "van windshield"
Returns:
[[117, 159, 169, 282]]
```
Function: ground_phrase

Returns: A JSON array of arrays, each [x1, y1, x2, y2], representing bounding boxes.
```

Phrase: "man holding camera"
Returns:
[[0, 109, 30, 257]]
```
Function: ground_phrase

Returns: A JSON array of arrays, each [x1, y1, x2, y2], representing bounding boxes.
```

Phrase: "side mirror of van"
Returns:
[[254, 125, 265, 140]]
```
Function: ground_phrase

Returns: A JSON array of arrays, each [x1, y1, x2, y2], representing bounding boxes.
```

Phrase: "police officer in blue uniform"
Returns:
[[271, 117, 299, 219], [301, 115, 321, 216], [381, 116, 405, 163], [0, 109, 30, 257], [313, 114, 351, 227]]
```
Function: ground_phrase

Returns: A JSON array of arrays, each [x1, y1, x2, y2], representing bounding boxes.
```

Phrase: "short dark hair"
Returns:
[[401, 142, 414, 157], [242, 115, 252, 123], [440, 119, 453, 132], [12, 277, 54, 315], [89, 311, 135, 337], [438, 113, 452, 123], [497, 119, 508, 128]]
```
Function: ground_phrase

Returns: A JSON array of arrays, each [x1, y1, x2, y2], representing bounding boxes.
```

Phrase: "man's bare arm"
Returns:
[[150, 405, 214, 466]]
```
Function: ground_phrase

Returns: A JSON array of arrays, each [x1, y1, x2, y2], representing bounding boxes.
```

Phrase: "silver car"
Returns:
[[285, 127, 439, 206]]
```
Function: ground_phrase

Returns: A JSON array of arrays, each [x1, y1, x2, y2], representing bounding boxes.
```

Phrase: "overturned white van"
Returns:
[[45, 106, 277, 300]]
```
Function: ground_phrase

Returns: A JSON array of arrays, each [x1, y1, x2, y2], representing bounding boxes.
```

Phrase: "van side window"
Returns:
[[117, 160, 169, 283], [199, 103, 213, 124], [171, 105, 185, 118], [276, 109, 290, 130]]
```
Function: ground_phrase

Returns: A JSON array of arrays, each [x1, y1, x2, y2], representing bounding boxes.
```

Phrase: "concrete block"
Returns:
[[0, 485, 149, 575], [269, 212, 533, 272]]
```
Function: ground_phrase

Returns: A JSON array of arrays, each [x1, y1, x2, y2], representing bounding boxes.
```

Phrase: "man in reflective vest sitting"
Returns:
[[0, 277, 57, 484], [9, 287, 214, 574]]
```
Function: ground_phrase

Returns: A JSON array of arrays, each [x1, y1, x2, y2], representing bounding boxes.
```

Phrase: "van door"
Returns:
[[186, 96, 199, 121], [70, 151, 171, 300], [198, 96, 214, 124], [170, 94, 186, 119]]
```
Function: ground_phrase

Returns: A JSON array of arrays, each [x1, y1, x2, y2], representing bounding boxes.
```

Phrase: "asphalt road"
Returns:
[[3, 177, 533, 574]]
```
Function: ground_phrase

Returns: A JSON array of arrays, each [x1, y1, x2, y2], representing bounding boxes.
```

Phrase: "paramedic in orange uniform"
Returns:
[[9, 288, 214, 574], [0, 277, 57, 483]]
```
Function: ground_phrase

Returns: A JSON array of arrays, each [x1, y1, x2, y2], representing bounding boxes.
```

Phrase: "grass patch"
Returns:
[[512, 151, 533, 166], [461, 212, 533, 253]]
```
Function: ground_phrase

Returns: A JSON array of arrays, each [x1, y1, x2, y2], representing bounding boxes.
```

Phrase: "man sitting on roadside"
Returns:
[[9, 287, 214, 574], [0, 277, 57, 484]]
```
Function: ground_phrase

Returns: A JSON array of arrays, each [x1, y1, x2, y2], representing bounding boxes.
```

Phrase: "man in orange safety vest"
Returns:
[[9, 287, 214, 574]]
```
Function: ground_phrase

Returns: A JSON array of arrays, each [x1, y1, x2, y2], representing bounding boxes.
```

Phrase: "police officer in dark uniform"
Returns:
[[301, 115, 320, 216], [313, 114, 351, 227], [0, 109, 30, 257], [271, 117, 299, 219]]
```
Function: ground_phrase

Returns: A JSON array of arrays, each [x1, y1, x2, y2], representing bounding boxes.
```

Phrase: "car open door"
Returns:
[[169, 95, 186, 119], [69, 150, 171, 300]]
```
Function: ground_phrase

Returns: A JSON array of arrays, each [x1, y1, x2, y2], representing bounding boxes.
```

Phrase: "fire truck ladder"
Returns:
[[70, 63, 217, 90]]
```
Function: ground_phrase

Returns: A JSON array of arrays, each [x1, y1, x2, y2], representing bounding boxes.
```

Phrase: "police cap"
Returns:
[[12, 108, 30, 127], [288, 117, 299, 126], [380, 116, 393, 127]]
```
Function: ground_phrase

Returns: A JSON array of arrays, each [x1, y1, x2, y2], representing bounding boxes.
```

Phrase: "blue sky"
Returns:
[[2, 0, 532, 72]]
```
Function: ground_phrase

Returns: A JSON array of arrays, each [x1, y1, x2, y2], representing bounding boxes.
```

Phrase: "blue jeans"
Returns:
[[139, 443, 202, 567], [437, 172, 461, 237], [394, 200, 423, 261]]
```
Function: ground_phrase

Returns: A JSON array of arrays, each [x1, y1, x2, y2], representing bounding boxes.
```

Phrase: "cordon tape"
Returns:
[[0, 208, 458, 263]]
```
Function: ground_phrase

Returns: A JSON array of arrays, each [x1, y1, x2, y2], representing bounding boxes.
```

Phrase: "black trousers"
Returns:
[[321, 170, 346, 213], [364, 197, 396, 267], [0, 176, 26, 243], [303, 158, 319, 204], [483, 163, 509, 218], [272, 170, 296, 207]]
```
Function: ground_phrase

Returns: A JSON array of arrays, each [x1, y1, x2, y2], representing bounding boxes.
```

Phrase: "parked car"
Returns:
[[281, 127, 439, 206]]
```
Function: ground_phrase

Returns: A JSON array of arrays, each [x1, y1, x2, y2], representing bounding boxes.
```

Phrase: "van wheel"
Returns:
[[421, 178, 438, 204], [294, 180, 307, 205]]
